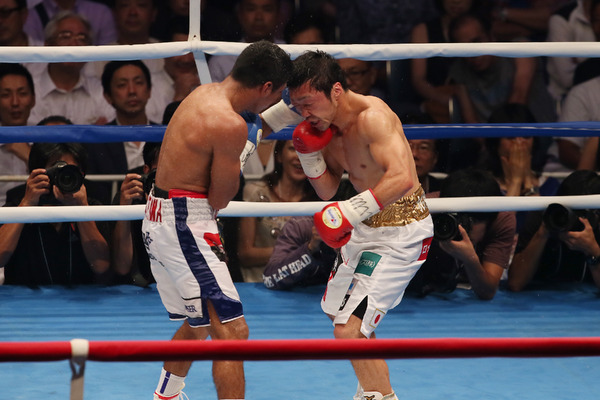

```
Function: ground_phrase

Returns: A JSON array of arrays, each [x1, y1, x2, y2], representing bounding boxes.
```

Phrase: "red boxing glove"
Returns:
[[314, 189, 383, 248], [293, 120, 335, 153], [293, 121, 336, 179]]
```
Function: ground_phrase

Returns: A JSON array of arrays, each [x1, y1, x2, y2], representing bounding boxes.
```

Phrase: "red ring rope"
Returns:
[[1, 337, 599, 362]]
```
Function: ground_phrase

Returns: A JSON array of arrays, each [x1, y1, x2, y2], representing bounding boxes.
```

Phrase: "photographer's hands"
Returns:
[[439, 224, 505, 300], [119, 174, 145, 205], [559, 217, 600, 258], [20, 169, 50, 207], [438, 224, 479, 264]]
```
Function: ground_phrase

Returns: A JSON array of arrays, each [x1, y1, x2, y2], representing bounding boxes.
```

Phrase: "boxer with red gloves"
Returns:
[[287, 50, 434, 400]]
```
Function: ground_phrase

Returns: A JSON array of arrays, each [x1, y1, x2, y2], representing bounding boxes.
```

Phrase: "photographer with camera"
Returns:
[[0, 143, 110, 286], [111, 142, 160, 286], [409, 169, 516, 299], [508, 170, 600, 291]]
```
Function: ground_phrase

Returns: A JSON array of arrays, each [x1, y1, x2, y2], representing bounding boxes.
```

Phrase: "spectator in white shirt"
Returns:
[[0, 63, 35, 205], [23, 0, 117, 45], [28, 11, 114, 125]]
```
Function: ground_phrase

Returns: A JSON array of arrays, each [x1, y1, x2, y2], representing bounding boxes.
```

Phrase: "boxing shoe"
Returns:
[[153, 391, 189, 400], [361, 391, 398, 400]]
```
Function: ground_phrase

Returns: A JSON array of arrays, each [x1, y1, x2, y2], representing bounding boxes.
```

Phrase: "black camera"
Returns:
[[45, 161, 84, 194], [542, 203, 595, 233], [139, 169, 156, 196], [433, 213, 472, 241]]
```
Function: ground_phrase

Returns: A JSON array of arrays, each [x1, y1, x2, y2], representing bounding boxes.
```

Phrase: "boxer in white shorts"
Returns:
[[143, 189, 243, 328], [282, 50, 434, 400], [321, 187, 433, 338]]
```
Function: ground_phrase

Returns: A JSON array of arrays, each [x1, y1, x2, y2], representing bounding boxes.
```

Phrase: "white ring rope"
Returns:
[[3, 41, 600, 64], [1, 195, 599, 224]]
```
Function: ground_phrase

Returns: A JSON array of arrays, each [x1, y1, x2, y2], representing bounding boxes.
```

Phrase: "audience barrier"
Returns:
[[2, 3, 600, 398]]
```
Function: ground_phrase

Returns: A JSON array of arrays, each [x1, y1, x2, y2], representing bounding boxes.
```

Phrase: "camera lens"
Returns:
[[46, 161, 84, 194], [543, 203, 584, 233], [55, 165, 84, 193], [433, 213, 460, 241]]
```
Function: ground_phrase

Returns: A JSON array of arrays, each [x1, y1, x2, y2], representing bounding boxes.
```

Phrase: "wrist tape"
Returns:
[[297, 151, 327, 179]]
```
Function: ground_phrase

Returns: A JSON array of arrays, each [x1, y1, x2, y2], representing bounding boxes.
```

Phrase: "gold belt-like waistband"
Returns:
[[362, 186, 429, 228]]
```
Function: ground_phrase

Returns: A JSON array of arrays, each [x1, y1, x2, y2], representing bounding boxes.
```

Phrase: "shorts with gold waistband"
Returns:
[[362, 185, 429, 228]]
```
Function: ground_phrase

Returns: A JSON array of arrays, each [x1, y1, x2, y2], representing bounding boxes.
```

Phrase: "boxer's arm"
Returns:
[[209, 120, 246, 210], [361, 110, 416, 207]]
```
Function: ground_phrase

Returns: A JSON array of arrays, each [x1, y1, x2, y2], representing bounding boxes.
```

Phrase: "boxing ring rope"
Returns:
[[3, 6, 600, 398], [2, 337, 600, 363], [1, 195, 600, 224]]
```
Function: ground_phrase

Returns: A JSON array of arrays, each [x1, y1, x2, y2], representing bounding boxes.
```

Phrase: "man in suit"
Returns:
[[84, 60, 156, 204]]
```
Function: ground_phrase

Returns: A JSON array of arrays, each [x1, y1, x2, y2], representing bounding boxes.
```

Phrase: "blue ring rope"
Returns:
[[1, 121, 599, 143]]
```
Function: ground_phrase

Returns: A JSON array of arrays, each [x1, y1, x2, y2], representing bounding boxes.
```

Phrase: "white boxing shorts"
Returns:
[[321, 186, 433, 337], [142, 188, 243, 327]]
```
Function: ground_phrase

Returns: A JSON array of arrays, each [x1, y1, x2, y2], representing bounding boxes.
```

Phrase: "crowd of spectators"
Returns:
[[0, 0, 599, 295]]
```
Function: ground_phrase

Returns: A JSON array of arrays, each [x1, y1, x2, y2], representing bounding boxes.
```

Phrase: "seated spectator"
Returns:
[[237, 140, 318, 282], [484, 103, 559, 198], [546, 0, 595, 103], [0, 142, 110, 286], [0, 63, 35, 206], [83, 60, 156, 204], [263, 216, 336, 290], [508, 170, 600, 291], [28, 11, 115, 125], [23, 0, 117, 45], [111, 141, 160, 286], [408, 168, 517, 299]]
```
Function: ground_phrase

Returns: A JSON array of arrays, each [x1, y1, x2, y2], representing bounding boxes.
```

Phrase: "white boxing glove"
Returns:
[[261, 88, 303, 133]]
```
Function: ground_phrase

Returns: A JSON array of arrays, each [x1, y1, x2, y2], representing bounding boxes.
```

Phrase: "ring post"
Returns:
[[70, 338, 89, 400]]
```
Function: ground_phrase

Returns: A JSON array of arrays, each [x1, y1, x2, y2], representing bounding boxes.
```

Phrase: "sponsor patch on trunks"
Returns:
[[355, 251, 381, 276]]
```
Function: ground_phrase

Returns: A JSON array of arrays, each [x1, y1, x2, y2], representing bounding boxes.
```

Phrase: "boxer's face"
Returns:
[[290, 82, 341, 131]]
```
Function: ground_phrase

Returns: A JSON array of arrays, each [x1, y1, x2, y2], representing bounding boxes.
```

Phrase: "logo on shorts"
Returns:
[[368, 308, 385, 330], [355, 252, 381, 276], [419, 236, 433, 261], [322, 206, 343, 229], [185, 305, 197, 313]]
